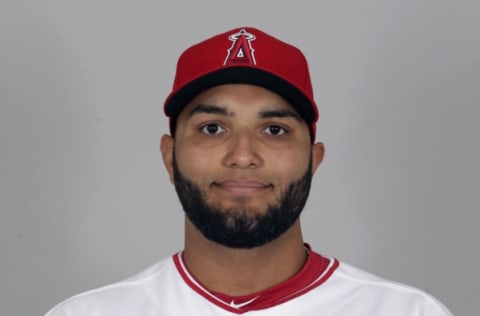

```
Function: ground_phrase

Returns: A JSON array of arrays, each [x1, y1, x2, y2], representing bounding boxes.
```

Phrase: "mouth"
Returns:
[[212, 179, 273, 195]]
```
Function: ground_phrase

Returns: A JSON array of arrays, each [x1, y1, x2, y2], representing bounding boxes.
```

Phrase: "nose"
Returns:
[[222, 129, 263, 169]]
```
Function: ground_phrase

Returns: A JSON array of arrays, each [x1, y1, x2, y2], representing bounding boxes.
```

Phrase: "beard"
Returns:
[[172, 155, 313, 249]]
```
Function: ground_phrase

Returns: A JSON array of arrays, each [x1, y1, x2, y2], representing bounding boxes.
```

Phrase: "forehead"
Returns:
[[179, 84, 301, 118]]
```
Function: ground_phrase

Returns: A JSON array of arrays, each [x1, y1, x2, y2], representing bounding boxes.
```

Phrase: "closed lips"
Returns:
[[213, 179, 272, 193]]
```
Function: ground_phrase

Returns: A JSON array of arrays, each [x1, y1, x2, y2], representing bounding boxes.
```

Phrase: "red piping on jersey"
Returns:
[[173, 244, 339, 314]]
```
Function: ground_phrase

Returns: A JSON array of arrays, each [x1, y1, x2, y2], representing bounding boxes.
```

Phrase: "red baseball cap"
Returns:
[[164, 26, 319, 141]]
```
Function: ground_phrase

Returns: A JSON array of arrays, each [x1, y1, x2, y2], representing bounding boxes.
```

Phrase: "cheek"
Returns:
[[265, 147, 311, 179], [175, 145, 219, 179]]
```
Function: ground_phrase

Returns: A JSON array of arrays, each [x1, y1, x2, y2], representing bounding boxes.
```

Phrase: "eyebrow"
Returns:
[[187, 104, 232, 117], [187, 104, 302, 121], [258, 109, 302, 121]]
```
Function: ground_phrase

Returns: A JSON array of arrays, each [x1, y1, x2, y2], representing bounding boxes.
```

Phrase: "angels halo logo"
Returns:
[[224, 29, 256, 65]]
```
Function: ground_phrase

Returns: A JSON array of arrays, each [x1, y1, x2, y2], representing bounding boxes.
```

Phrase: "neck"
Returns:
[[183, 218, 307, 296]]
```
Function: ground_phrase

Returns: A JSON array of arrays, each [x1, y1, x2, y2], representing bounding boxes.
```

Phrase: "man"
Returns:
[[46, 26, 452, 315]]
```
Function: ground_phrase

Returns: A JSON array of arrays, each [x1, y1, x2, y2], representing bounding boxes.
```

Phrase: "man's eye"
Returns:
[[264, 125, 287, 136], [200, 123, 224, 135]]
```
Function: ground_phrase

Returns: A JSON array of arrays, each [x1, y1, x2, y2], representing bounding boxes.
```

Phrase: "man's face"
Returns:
[[162, 84, 324, 248]]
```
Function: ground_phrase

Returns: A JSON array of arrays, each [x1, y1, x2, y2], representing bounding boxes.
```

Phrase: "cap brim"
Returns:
[[164, 67, 317, 123]]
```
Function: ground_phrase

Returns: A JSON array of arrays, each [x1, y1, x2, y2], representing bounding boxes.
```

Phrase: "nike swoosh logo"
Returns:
[[229, 296, 259, 309]]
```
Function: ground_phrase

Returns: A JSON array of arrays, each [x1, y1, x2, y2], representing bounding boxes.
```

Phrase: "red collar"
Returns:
[[173, 245, 339, 314]]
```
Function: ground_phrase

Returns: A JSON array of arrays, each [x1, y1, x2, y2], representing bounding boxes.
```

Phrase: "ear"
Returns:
[[310, 142, 325, 175], [160, 134, 175, 183]]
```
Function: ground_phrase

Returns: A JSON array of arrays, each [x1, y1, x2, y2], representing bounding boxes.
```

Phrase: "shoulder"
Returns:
[[44, 256, 175, 316], [327, 260, 453, 315]]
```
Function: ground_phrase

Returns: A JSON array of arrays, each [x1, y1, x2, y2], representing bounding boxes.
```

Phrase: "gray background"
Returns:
[[1, 1, 478, 315]]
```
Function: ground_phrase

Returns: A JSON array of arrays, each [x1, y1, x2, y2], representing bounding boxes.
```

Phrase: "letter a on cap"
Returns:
[[224, 29, 256, 65]]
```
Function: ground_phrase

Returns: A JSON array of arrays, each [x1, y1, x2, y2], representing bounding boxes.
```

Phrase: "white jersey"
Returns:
[[45, 248, 452, 316]]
